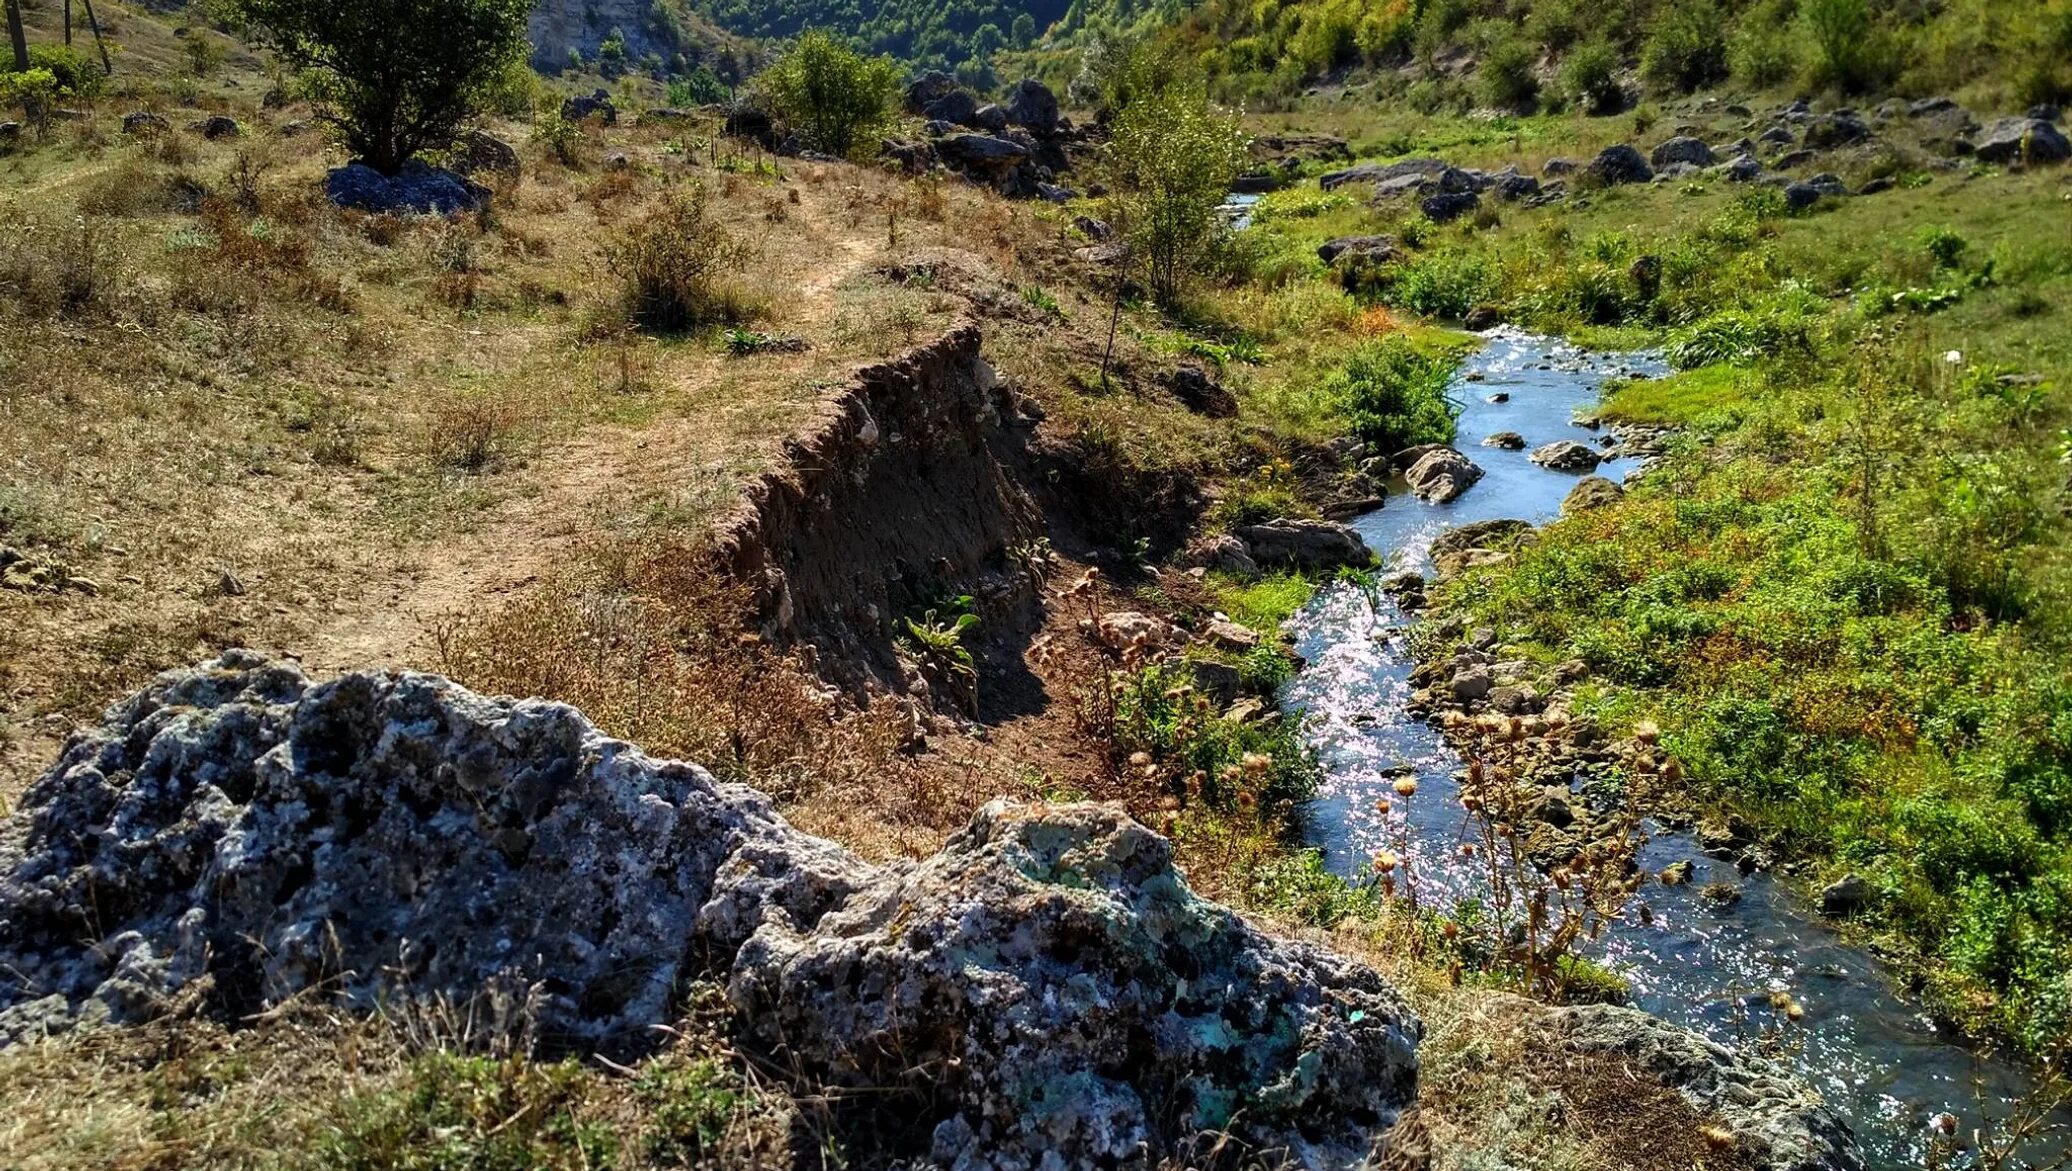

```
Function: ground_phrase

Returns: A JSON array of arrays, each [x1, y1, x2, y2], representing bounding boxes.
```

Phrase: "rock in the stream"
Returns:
[[1404, 448, 1486, 503], [0, 654, 1425, 1169], [1539, 1003, 1864, 1171], [1530, 440, 1602, 473], [1235, 519, 1373, 571]]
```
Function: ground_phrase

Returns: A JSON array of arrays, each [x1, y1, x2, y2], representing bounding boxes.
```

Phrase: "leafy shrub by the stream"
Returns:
[[1313, 336, 1462, 453], [1389, 248, 1498, 319]]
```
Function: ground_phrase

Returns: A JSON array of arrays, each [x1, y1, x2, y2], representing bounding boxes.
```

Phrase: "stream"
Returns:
[[1281, 328, 2065, 1168]]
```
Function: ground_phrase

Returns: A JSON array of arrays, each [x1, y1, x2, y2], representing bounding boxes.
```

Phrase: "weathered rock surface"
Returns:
[[1589, 144, 1655, 185], [0, 655, 1424, 1170], [1235, 519, 1373, 570], [736, 801, 1421, 1168], [1972, 117, 2071, 164], [1319, 156, 1448, 191], [326, 162, 488, 216], [0, 652, 867, 1048], [1404, 448, 1486, 503], [1541, 1004, 1864, 1171], [1651, 136, 1717, 168], [1529, 440, 1602, 473], [1562, 475, 1625, 513]]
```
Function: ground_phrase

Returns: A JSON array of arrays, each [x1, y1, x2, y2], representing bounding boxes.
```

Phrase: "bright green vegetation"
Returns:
[[1156, 0, 2072, 109], [1230, 119, 2072, 1051], [753, 28, 903, 158], [1101, 44, 1252, 305], [689, 0, 1179, 81]]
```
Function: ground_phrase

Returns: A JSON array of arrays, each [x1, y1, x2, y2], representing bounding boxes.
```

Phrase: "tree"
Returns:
[[231, 0, 530, 174], [1102, 45, 1250, 305], [755, 28, 900, 159], [1010, 12, 1035, 49]]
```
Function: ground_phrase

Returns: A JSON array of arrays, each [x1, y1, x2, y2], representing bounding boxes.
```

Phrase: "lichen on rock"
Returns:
[[0, 653, 1423, 1169]]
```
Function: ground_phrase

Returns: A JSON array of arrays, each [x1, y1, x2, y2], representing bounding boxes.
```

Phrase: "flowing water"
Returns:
[[1282, 328, 2065, 1168]]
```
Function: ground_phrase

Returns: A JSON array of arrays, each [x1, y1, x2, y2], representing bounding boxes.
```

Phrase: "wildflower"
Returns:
[[1372, 850, 1399, 873], [1944, 350, 1963, 364], [1393, 777, 1418, 797]]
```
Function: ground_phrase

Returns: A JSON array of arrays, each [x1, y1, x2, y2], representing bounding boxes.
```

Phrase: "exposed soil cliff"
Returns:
[[709, 320, 1043, 684]]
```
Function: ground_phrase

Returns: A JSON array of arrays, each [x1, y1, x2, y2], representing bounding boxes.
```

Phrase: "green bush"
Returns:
[[1315, 336, 1462, 454], [1104, 44, 1251, 306], [1478, 34, 1540, 110], [1390, 248, 1498, 319], [233, 0, 530, 173], [1800, 0, 1888, 92], [1639, 0, 1728, 93], [0, 67, 58, 131], [1728, 3, 1799, 88], [754, 28, 901, 159], [26, 44, 103, 98], [1560, 40, 1624, 115]]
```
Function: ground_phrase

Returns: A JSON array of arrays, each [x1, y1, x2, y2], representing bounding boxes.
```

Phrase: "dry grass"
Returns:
[[0, 91, 1079, 802]]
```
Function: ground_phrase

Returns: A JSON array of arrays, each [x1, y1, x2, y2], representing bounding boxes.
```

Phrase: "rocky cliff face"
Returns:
[[0, 654, 1420, 1168], [527, 0, 693, 71], [710, 320, 1042, 681]]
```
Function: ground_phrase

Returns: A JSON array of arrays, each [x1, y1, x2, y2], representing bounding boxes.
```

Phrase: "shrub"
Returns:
[[606, 185, 760, 333], [1390, 248, 1497, 319], [754, 29, 901, 159], [1728, 5, 1798, 88], [1104, 45, 1250, 306], [1640, 0, 1728, 93], [1478, 34, 1540, 110], [1315, 336, 1461, 454], [27, 44, 103, 98], [1560, 40, 1624, 115], [232, 0, 530, 173], [0, 67, 58, 133], [1800, 0, 1882, 93]]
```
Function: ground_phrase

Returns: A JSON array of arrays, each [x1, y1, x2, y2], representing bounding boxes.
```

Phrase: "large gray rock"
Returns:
[[1562, 475, 1625, 513], [1319, 157, 1447, 191], [1004, 78, 1061, 135], [735, 801, 1421, 1169], [938, 133, 1031, 174], [1235, 519, 1373, 570], [0, 654, 1423, 1170], [1542, 1003, 1864, 1171], [326, 162, 489, 216], [1589, 144, 1654, 185], [0, 652, 868, 1048], [1404, 447, 1485, 503], [1971, 117, 2072, 164], [1529, 440, 1602, 473], [1651, 136, 1717, 168], [1421, 191, 1480, 223]]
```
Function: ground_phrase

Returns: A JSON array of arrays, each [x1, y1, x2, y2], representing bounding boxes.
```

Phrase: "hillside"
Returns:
[[5, 0, 2072, 1165], [683, 0, 1180, 77], [1161, 0, 2072, 110]]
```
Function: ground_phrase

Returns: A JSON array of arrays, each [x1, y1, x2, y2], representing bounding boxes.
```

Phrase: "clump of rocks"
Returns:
[[0, 653, 1422, 1169], [883, 74, 1086, 201]]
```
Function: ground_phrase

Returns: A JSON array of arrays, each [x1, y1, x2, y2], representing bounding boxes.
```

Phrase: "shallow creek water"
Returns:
[[1282, 328, 2062, 1168]]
